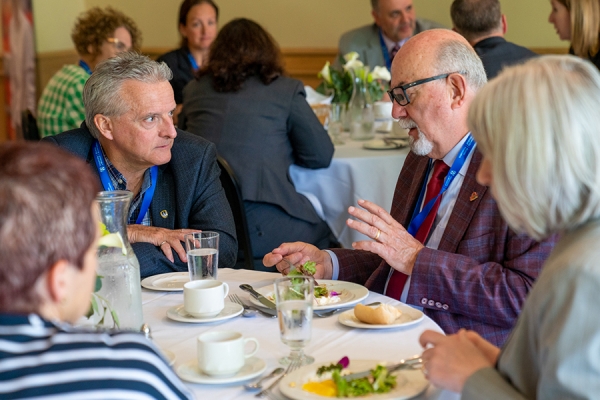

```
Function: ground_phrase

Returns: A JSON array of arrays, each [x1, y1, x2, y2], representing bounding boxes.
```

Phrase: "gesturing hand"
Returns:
[[127, 225, 199, 263], [263, 242, 333, 279], [346, 199, 424, 275]]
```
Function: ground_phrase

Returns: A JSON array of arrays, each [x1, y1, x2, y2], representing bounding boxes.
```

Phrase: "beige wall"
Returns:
[[30, 0, 568, 53]]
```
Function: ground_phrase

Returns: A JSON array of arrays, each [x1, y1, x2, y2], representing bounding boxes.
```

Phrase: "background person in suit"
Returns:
[[451, 0, 537, 79], [157, 0, 219, 122], [43, 52, 236, 278], [264, 30, 557, 347], [179, 18, 335, 267], [338, 0, 445, 70], [420, 55, 600, 399], [548, 0, 600, 70]]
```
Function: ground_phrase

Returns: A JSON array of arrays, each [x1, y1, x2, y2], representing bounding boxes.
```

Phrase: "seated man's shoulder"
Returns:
[[41, 125, 94, 154], [172, 129, 215, 158], [339, 24, 379, 46]]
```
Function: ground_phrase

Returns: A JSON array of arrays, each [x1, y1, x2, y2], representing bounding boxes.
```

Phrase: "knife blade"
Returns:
[[342, 356, 422, 381], [239, 284, 277, 310]]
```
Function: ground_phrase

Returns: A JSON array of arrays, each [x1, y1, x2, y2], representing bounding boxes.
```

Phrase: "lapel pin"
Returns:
[[470, 192, 478, 202], [160, 210, 168, 219]]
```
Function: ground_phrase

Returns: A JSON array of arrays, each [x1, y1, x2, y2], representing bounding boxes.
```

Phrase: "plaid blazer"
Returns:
[[332, 149, 557, 347]]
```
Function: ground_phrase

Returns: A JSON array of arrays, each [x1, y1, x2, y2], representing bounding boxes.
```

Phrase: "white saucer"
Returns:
[[141, 272, 189, 291], [363, 138, 408, 150], [177, 357, 267, 384], [166, 302, 243, 323], [338, 303, 424, 329]]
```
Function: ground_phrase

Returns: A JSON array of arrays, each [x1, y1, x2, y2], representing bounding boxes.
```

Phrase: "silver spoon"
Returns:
[[244, 367, 285, 391]]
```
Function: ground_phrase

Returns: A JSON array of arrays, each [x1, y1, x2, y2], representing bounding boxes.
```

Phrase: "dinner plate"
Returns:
[[337, 303, 424, 329], [177, 357, 266, 384], [141, 272, 189, 291], [363, 139, 408, 150], [166, 302, 243, 323], [248, 280, 369, 311], [280, 359, 428, 400]]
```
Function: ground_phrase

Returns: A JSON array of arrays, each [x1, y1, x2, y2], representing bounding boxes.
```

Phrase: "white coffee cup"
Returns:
[[197, 331, 259, 376], [183, 280, 229, 318], [374, 101, 393, 119]]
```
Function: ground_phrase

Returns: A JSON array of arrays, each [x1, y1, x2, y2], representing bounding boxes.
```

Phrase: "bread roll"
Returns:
[[354, 303, 402, 325]]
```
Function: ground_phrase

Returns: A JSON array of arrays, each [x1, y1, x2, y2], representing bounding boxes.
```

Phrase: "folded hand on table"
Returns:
[[127, 225, 199, 263], [419, 329, 496, 393], [263, 242, 333, 279], [346, 199, 424, 275]]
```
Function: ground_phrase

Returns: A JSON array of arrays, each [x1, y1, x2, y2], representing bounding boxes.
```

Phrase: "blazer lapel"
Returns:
[[438, 150, 487, 253], [150, 165, 176, 229], [390, 153, 429, 226]]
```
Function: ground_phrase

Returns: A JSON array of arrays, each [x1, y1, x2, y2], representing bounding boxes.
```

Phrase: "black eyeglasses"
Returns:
[[387, 71, 462, 106]]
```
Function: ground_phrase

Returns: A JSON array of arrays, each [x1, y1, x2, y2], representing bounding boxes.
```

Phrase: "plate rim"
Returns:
[[176, 356, 267, 384], [166, 302, 243, 323], [248, 280, 369, 311], [337, 303, 424, 329], [279, 359, 429, 400], [141, 271, 189, 292]]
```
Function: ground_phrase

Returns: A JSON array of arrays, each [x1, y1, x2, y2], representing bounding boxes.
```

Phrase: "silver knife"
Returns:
[[239, 284, 277, 310], [342, 356, 422, 381]]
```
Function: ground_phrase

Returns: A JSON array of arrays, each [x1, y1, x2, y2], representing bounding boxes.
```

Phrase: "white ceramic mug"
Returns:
[[374, 101, 393, 119], [197, 331, 259, 376], [183, 280, 229, 318]]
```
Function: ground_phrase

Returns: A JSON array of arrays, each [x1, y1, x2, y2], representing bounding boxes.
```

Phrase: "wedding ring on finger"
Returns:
[[159, 240, 167, 247], [421, 364, 428, 377], [374, 229, 381, 241]]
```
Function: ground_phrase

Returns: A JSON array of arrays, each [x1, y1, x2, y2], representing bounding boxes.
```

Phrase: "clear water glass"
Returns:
[[274, 276, 314, 366], [184, 231, 219, 281]]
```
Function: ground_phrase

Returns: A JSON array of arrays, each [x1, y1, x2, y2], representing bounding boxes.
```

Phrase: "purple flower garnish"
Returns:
[[337, 356, 350, 369], [331, 291, 340, 296]]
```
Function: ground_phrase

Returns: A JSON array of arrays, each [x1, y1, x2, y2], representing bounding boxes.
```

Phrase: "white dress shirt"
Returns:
[[328, 134, 476, 304]]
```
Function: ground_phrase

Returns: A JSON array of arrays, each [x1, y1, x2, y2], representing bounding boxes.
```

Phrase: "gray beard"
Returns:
[[398, 118, 433, 156]]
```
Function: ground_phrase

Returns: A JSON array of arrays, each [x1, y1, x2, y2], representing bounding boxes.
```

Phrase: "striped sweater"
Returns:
[[0, 313, 193, 399]]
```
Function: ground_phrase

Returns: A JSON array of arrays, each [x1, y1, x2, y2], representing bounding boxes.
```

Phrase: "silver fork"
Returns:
[[255, 357, 302, 398], [230, 294, 275, 318]]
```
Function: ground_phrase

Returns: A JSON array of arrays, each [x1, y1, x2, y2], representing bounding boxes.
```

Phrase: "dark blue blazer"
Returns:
[[43, 124, 237, 278], [474, 36, 537, 79]]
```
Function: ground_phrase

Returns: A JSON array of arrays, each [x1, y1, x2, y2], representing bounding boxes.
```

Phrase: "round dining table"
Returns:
[[143, 268, 460, 399], [290, 133, 409, 248]]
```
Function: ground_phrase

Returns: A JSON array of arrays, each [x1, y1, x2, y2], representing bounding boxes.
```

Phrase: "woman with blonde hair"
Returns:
[[418, 55, 600, 398], [549, 0, 600, 68]]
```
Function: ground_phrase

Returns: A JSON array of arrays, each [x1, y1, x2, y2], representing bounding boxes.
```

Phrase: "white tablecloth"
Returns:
[[290, 134, 409, 248], [143, 269, 459, 399]]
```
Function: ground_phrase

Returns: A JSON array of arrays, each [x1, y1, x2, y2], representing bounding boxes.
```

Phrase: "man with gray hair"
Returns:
[[265, 30, 556, 346], [44, 52, 237, 278], [338, 0, 445, 70], [451, 0, 536, 79]]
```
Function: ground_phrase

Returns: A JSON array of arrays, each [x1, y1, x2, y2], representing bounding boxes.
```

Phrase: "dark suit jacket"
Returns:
[[332, 150, 557, 347], [179, 75, 334, 225], [338, 20, 446, 68], [43, 124, 237, 278], [473, 37, 537, 79], [157, 47, 195, 104]]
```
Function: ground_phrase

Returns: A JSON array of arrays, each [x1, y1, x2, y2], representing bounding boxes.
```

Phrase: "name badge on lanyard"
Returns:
[[92, 140, 158, 225], [378, 30, 393, 71], [407, 135, 476, 236]]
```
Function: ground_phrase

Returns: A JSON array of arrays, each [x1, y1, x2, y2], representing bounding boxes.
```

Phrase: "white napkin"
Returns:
[[305, 86, 333, 105]]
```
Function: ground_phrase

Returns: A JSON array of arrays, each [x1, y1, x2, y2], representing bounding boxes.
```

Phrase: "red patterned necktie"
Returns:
[[390, 44, 401, 60], [385, 160, 451, 300]]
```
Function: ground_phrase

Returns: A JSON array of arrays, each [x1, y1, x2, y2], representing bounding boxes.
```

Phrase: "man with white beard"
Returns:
[[264, 29, 557, 347]]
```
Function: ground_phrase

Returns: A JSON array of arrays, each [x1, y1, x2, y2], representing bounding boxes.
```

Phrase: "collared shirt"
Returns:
[[99, 144, 153, 226], [381, 32, 409, 57], [328, 134, 476, 302]]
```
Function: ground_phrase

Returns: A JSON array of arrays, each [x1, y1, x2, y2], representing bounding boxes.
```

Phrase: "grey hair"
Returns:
[[83, 52, 173, 138], [435, 39, 487, 90], [468, 55, 600, 240]]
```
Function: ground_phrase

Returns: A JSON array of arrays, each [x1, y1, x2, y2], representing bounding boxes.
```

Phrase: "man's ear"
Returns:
[[93, 114, 115, 141], [46, 260, 72, 304], [448, 73, 467, 109], [501, 14, 507, 35]]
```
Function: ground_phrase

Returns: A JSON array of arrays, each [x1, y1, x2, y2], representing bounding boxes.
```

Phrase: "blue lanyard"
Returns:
[[407, 134, 476, 236], [78, 60, 92, 75], [186, 50, 199, 71], [378, 30, 392, 71], [92, 140, 158, 225]]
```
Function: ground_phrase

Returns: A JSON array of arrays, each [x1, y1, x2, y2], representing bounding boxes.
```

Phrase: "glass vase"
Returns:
[[93, 191, 144, 331], [328, 103, 345, 145], [347, 68, 375, 140]]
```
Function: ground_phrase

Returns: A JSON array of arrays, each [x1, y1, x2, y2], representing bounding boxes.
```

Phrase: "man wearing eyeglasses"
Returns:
[[337, 0, 445, 70], [265, 29, 557, 347]]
